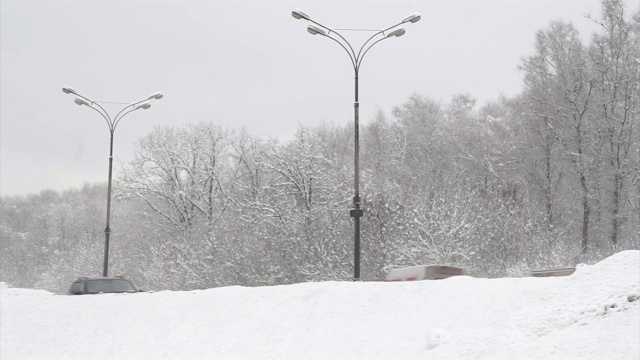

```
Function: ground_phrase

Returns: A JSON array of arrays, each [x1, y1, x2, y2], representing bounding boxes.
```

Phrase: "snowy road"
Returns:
[[1, 251, 639, 360]]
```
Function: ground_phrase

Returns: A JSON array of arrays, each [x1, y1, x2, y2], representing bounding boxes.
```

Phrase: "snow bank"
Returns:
[[1, 251, 638, 360]]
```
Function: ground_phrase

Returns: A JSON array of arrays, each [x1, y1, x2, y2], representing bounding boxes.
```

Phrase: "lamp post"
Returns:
[[292, 9, 420, 281], [62, 86, 163, 277]]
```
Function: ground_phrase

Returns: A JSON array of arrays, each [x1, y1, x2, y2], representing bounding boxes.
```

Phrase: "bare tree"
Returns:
[[521, 21, 596, 253], [589, 0, 640, 245]]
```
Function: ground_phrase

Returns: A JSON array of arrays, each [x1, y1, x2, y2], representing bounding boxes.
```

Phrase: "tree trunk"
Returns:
[[611, 171, 621, 245], [545, 130, 553, 228], [580, 174, 590, 253]]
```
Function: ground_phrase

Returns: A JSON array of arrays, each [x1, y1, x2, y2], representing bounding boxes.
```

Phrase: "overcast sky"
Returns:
[[1, 0, 622, 197]]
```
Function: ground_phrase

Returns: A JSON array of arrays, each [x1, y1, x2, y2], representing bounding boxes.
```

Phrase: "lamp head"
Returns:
[[307, 25, 326, 36], [136, 102, 151, 110], [403, 12, 421, 23], [62, 86, 77, 95], [148, 92, 163, 100], [74, 98, 89, 106], [386, 28, 406, 38], [292, 8, 310, 20]]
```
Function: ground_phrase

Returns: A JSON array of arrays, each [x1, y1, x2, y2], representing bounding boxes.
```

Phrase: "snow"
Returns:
[[1, 251, 639, 360]]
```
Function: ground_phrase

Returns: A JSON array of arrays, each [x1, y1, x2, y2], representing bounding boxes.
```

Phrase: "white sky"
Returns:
[[1, 250, 639, 359], [0, 0, 625, 197]]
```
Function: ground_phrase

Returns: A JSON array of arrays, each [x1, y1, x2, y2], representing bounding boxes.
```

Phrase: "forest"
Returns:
[[1, 0, 638, 293]]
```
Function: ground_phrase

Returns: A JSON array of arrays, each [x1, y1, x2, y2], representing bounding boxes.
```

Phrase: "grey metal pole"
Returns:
[[351, 71, 363, 281], [103, 132, 114, 277], [291, 9, 419, 281], [62, 87, 161, 279]]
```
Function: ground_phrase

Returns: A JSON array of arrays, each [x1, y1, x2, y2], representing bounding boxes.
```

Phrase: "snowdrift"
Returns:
[[1, 250, 639, 360]]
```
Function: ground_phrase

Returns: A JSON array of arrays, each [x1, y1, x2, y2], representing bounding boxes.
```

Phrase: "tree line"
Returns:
[[1, 0, 638, 293]]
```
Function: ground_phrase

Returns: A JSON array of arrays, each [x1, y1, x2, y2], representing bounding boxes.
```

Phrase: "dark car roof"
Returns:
[[69, 276, 138, 295], [74, 276, 128, 281]]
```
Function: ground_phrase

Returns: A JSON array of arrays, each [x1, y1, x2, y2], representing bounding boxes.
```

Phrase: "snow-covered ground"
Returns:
[[1, 251, 639, 360]]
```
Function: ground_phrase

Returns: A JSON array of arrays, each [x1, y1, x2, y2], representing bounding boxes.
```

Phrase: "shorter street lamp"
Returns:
[[62, 86, 163, 277], [292, 9, 420, 281]]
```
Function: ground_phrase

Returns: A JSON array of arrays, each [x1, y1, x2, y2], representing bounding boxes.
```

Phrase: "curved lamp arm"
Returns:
[[308, 25, 357, 71], [74, 97, 114, 132], [356, 20, 404, 62], [65, 87, 111, 124], [112, 92, 161, 122], [356, 28, 406, 72], [113, 98, 151, 123], [308, 19, 358, 66], [292, 9, 360, 68], [113, 103, 151, 130]]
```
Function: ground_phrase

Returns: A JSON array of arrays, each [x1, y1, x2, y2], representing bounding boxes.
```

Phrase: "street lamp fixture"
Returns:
[[148, 92, 164, 100], [63, 86, 77, 95], [403, 13, 421, 23], [74, 98, 89, 106], [291, 8, 310, 20], [136, 102, 152, 110], [292, 9, 420, 281], [386, 28, 406, 38], [62, 86, 162, 277], [307, 25, 326, 36]]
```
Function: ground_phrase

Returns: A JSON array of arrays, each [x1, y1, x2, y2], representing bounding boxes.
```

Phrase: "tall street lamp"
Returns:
[[62, 86, 163, 277], [292, 9, 420, 281]]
